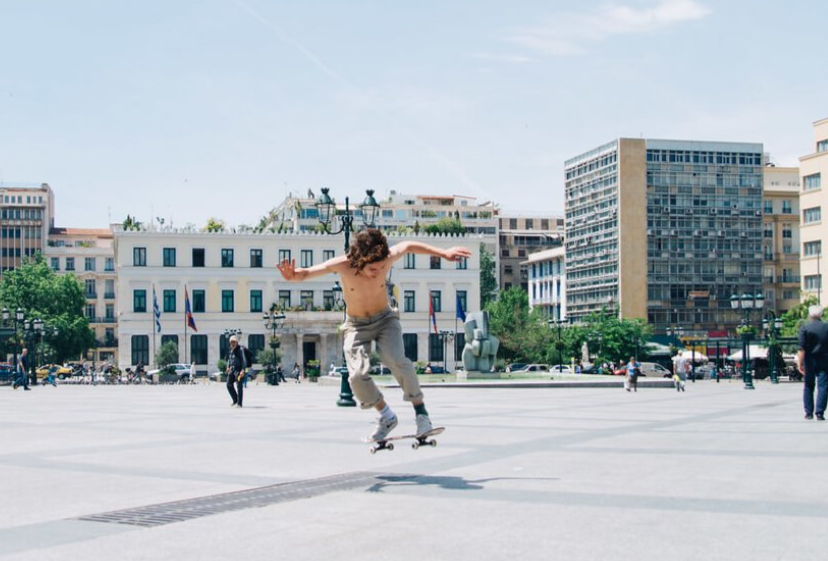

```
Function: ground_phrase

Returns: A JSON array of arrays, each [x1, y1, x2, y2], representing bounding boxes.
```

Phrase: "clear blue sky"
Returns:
[[1, 0, 826, 229]]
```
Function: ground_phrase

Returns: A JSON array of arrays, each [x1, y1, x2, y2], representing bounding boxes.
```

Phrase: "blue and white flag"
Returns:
[[152, 286, 162, 333]]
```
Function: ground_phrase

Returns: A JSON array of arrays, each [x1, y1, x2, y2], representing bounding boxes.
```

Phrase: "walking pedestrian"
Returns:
[[673, 350, 687, 392], [13, 348, 31, 390], [277, 228, 471, 440], [797, 305, 828, 421], [626, 356, 640, 392], [276, 364, 286, 383], [226, 335, 245, 408]]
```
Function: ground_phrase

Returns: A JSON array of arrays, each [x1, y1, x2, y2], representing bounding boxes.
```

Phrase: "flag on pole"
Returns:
[[456, 294, 466, 322], [185, 288, 198, 332], [152, 286, 162, 333], [429, 294, 438, 334]]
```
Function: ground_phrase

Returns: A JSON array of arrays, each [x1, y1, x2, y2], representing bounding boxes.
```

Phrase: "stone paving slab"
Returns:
[[0, 379, 825, 560]]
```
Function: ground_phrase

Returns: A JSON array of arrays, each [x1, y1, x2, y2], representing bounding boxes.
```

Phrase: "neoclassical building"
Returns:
[[114, 227, 487, 374]]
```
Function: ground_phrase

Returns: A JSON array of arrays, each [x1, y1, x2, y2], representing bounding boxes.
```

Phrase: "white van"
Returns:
[[637, 362, 671, 377]]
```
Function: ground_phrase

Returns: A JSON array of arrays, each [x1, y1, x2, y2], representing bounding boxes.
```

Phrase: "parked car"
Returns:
[[637, 362, 671, 378], [35, 364, 74, 380], [550, 365, 573, 374], [147, 363, 193, 382], [370, 365, 391, 375], [579, 364, 599, 374], [328, 366, 349, 377], [514, 364, 550, 373], [0, 363, 14, 383], [506, 363, 527, 373]]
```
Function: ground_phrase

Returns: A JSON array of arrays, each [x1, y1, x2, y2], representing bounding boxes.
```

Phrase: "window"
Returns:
[[763, 224, 773, 238], [301, 290, 313, 310], [804, 207, 822, 224], [191, 335, 208, 365], [161, 335, 179, 351], [804, 173, 822, 191], [250, 249, 263, 268], [404, 290, 416, 312], [131, 335, 149, 365], [782, 224, 792, 239], [221, 290, 234, 312], [403, 333, 418, 361], [279, 290, 291, 309], [456, 290, 467, 314], [404, 254, 416, 269], [782, 200, 792, 214], [250, 290, 263, 313], [163, 248, 176, 267], [323, 290, 334, 310], [509, 218, 517, 229], [763, 200, 773, 214], [248, 334, 265, 359], [456, 257, 468, 270], [85, 257, 96, 271], [323, 250, 336, 261], [50, 257, 59, 271], [192, 248, 205, 267], [192, 290, 205, 313], [430, 256, 441, 270], [85, 279, 97, 298], [805, 241, 822, 257], [300, 250, 313, 268], [105, 304, 115, 320], [221, 249, 234, 268], [430, 290, 442, 312], [278, 249, 291, 263], [429, 333, 443, 361], [105, 279, 115, 298], [134, 289, 147, 312], [163, 289, 176, 313], [526, 219, 534, 229], [818, 139, 828, 153], [66, 257, 75, 271], [105, 258, 114, 271], [133, 247, 146, 267], [805, 275, 822, 291], [85, 304, 95, 319], [541, 219, 550, 230]]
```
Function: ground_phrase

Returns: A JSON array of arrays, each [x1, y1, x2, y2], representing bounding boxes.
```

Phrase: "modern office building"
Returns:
[[43, 227, 119, 364], [524, 247, 566, 320], [762, 166, 800, 315], [0, 183, 54, 274], [114, 227, 486, 374], [799, 118, 828, 304], [498, 214, 564, 291], [564, 138, 764, 335]]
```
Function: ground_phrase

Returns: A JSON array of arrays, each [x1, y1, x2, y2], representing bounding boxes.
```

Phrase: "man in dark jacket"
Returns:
[[13, 348, 31, 390], [226, 335, 246, 408], [797, 305, 828, 420]]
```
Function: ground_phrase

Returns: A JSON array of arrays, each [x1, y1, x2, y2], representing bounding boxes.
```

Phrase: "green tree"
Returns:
[[155, 341, 179, 368], [485, 287, 535, 362], [780, 295, 819, 338], [568, 311, 653, 365], [122, 214, 142, 231], [425, 217, 464, 235], [204, 217, 226, 232], [479, 243, 498, 308], [0, 255, 95, 363]]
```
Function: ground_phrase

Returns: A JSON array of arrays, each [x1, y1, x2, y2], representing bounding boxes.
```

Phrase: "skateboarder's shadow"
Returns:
[[366, 474, 556, 493]]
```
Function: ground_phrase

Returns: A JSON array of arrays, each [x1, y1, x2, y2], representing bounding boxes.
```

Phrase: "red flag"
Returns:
[[429, 294, 438, 334], [185, 288, 198, 332]]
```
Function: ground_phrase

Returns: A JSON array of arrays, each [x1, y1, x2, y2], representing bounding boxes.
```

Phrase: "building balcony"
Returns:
[[780, 276, 801, 284], [90, 317, 117, 324], [85, 293, 98, 299], [95, 338, 118, 348], [104, 292, 116, 299]]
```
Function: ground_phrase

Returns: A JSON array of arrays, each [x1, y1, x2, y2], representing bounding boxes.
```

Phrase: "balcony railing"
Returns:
[[90, 317, 117, 324], [104, 292, 116, 299]]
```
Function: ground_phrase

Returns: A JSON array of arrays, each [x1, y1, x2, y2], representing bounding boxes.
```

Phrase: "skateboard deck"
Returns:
[[366, 427, 445, 453]]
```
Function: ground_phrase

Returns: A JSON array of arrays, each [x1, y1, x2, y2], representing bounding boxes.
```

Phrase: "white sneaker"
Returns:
[[369, 416, 398, 441], [415, 414, 433, 436]]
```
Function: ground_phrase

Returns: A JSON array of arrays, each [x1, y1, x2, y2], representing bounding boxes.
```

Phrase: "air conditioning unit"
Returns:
[[694, 230, 701, 236], [732, 204, 739, 209], [663, 207, 670, 214], [710, 209, 717, 215], [717, 231, 724, 237], [755, 211, 762, 216], [740, 232, 747, 238], [670, 230, 678, 236], [647, 229, 653, 235], [686, 208, 693, 215]]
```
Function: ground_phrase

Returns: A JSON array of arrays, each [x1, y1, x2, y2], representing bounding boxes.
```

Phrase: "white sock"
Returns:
[[379, 404, 396, 421]]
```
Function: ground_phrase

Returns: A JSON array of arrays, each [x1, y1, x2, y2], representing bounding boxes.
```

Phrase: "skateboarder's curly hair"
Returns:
[[348, 228, 390, 274]]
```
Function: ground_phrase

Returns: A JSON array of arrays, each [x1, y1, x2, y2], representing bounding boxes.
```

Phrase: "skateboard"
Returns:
[[366, 427, 445, 454]]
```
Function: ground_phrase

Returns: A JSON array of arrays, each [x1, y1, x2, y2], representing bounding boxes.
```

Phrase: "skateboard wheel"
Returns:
[[387, 443, 394, 451], [412, 442, 419, 450], [370, 447, 377, 455], [430, 440, 437, 447]]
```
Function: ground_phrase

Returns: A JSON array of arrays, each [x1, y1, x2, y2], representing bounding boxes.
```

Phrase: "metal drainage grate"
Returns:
[[77, 471, 386, 527]]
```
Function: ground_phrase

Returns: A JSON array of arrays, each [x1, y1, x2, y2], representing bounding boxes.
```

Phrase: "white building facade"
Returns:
[[114, 228, 487, 374], [525, 247, 566, 321]]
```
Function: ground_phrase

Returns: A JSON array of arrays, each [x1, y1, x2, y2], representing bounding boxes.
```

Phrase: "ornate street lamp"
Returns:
[[315, 188, 381, 252], [731, 292, 763, 390], [762, 311, 784, 384], [548, 319, 567, 374], [263, 310, 286, 386], [331, 281, 355, 406]]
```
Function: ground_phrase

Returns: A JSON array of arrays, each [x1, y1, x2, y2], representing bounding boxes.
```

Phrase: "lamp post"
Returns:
[[263, 309, 286, 386], [548, 319, 567, 374], [315, 187, 380, 252], [22, 318, 43, 386], [439, 330, 454, 373], [731, 292, 763, 390], [315, 189, 379, 406], [331, 281, 355, 406], [762, 310, 783, 385]]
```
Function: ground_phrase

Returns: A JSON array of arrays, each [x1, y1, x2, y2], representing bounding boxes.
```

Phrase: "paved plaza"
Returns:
[[1, 379, 826, 561]]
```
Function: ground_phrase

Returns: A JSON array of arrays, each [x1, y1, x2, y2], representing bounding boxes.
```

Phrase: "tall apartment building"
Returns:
[[498, 214, 564, 291], [43, 227, 118, 363], [799, 118, 828, 303], [114, 228, 487, 373], [525, 247, 566, 320], [762, 166, 800, 314], [565, 139, 764, 335], [0, 183, 54, 274]]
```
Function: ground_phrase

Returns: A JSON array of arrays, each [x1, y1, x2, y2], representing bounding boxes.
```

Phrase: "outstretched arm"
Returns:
[[277, 255, 347, 282], [389, 241, 472, 263]]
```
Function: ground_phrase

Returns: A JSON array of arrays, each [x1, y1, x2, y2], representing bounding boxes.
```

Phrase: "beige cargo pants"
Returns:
[[342, 307, 423, 409]]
